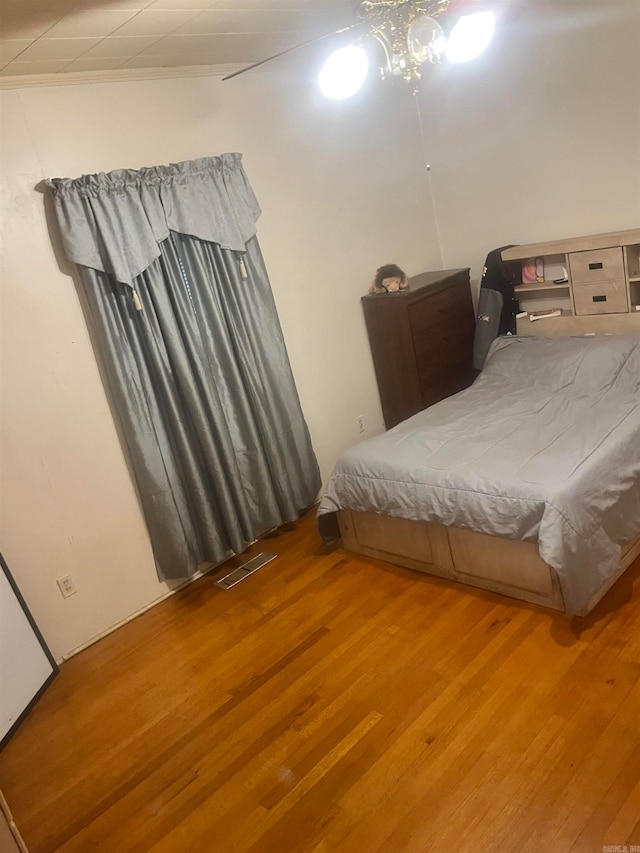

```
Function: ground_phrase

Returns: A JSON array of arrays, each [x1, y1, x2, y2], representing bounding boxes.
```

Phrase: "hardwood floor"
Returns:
[[2, 511, 640, 853]]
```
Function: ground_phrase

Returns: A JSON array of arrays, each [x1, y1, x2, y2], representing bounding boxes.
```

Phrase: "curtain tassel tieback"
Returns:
[[132, 289, 143, 311], [238, 256, 248, 280]]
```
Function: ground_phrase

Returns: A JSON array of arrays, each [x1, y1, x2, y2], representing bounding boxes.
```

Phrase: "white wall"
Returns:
[[418, 0, 640, 286], [0, 68, 438, 660]]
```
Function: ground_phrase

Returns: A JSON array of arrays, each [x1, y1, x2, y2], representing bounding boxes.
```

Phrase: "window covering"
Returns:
[[46, 153, 261, 286]]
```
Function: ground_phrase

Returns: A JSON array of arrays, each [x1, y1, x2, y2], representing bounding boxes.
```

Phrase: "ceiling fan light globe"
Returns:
[[445, 11, 496, 63], [407, 14, 446, 65], [318, 45, 369, 99]]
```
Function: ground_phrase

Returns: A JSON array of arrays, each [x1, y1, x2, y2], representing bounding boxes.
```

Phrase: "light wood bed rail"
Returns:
[[338, 510, 640, 615]]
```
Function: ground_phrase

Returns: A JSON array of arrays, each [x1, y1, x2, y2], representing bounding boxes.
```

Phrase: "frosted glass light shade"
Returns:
[[408, 14, 447, 65], [318, 45, 369, 99], [445, 11, 496, 63]]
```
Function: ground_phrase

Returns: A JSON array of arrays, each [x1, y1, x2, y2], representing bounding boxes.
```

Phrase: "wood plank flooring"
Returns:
[[1, 510, 640, 852]]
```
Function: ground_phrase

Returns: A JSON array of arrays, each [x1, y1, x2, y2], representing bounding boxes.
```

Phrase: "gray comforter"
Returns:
[[317, 334, 640, 615]]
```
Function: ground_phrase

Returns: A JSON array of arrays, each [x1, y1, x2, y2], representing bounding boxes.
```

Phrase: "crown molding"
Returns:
[[0, 63, 247, 90]]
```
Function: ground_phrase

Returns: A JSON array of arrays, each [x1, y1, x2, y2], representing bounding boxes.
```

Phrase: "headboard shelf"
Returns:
[[503, 228, 640, 336], [516, 311, 640, 337], [502, 228, 640, 262], [514, 282, 570, 294]]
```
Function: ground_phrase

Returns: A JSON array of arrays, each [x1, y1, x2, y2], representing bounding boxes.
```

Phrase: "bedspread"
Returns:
[[317, 334, 640, 615]]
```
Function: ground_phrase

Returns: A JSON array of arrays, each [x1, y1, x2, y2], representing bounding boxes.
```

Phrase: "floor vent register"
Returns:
[[214, 553, 277, 590]]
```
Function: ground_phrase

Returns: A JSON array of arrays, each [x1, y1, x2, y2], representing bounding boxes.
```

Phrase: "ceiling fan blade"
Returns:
[[222, 21, 367, 81]]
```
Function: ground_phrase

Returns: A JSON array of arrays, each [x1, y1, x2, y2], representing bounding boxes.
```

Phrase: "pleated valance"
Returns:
[[46, 153, 261, 286]]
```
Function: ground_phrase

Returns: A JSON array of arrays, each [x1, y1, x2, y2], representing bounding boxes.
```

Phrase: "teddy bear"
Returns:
[[369, 263, 409, 294]]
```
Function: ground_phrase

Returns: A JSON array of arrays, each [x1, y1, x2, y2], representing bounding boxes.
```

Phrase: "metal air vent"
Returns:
[[214, 552, 276, 589]]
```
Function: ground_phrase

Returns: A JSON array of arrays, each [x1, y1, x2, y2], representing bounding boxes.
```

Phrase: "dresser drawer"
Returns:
[[408, 282, 471, 336], [569, 247, 624, 287], [573, 280, 628, 315], [413, 323, 473, 372]]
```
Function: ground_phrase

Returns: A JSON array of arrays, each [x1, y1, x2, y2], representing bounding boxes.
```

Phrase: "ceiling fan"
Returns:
[[223, 0, 520, 97]]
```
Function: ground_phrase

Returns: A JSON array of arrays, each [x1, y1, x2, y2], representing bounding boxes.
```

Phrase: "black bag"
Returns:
[[473, 245, 520, 370]]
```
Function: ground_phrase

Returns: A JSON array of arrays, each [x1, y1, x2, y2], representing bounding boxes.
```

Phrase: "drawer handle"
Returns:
[[588, 262, 604, 270], [592, 295, 607, 303]]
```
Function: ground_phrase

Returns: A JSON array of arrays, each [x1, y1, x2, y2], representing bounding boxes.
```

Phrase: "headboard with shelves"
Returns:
[[626, 243, 640, 311], [501, 228, 640, 335]]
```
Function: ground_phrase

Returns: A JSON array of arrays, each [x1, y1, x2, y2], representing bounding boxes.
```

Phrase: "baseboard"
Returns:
[[56, 556, 231, 663], [0, 790, 28, 853]]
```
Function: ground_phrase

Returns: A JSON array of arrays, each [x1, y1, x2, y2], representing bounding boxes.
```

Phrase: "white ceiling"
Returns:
[[0, 0, 354, 80]]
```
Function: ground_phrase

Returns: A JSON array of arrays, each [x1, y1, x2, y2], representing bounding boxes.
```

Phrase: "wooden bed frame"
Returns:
[[338, 510, 640, 615], [338, 289, 640, 615]]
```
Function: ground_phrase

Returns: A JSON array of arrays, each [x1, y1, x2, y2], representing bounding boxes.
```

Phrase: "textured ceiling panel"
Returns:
[[0, 0, 354, 79]]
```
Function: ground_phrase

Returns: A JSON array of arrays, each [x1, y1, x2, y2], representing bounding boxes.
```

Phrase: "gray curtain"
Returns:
[[47, 155, 321, 580]]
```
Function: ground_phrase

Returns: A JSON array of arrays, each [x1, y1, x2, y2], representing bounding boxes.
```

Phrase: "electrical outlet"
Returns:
[[56, 575, 77, 598], [357, 415, 365, 433]]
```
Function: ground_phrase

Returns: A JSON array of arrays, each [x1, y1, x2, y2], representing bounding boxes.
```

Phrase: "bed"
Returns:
[[317, 333, 640, 616]]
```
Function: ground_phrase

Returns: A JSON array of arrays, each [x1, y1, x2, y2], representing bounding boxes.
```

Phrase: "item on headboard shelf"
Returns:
[[553, 265, 569, 284], [529, 308, 562, 322], [522, 257, 545, 284], [369, 264, 409, 294]]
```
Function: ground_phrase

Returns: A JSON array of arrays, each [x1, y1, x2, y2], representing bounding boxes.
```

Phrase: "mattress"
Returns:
[[317, 334, 640, 615]]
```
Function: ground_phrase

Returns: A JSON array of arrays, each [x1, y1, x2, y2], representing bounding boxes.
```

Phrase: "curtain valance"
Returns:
[[46, 153, 261, 286]]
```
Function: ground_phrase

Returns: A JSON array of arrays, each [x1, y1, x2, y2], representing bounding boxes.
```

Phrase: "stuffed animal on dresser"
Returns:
[[369, 264, 409, 294]]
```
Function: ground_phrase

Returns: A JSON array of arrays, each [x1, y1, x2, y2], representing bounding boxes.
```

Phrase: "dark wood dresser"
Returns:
[[361, 268, 476, 429]]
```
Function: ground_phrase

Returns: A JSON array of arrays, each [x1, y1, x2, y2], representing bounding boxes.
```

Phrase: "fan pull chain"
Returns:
[[415, 94, 445, 269]]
